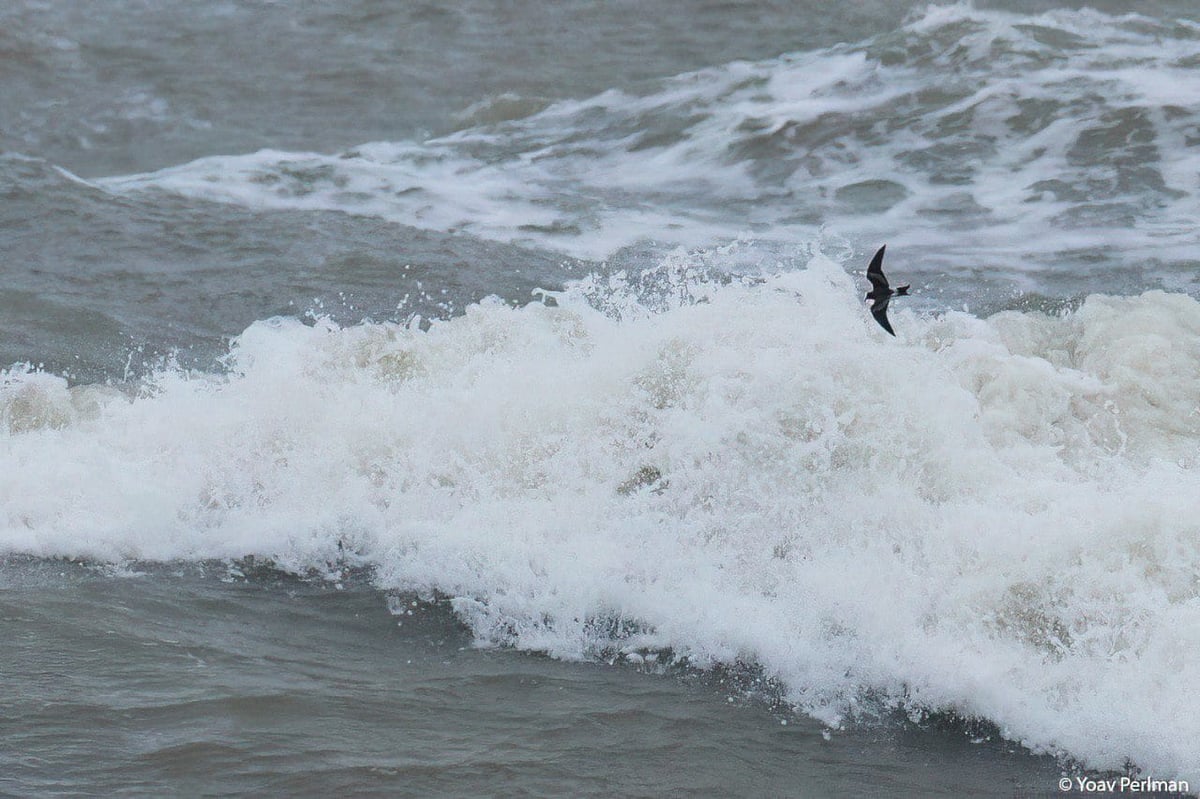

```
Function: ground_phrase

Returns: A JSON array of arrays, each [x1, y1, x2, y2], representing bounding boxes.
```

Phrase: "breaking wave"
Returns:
[[99, 3, 1200, 291], [2, 251, 1199, 780]]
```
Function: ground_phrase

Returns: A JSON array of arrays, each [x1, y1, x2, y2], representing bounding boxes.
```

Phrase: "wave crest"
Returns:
[[3, 252, 1199, 779]]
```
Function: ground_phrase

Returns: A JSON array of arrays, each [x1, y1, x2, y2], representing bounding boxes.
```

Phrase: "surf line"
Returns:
[[863, 244, 909, 336]]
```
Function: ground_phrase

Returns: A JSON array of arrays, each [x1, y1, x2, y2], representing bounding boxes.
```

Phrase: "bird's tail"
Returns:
[[896, 285, 910, 296]]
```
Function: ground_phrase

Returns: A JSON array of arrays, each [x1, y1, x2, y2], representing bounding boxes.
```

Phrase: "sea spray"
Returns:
[[2, 252, 1199, 779]]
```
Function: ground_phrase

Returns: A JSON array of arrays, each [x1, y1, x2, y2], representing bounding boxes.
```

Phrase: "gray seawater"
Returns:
[[2, 559, 1062, 797], [5, 0, 1200, 795]]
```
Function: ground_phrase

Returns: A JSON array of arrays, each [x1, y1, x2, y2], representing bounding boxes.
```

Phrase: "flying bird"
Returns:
[[864, 245, 909, 336]]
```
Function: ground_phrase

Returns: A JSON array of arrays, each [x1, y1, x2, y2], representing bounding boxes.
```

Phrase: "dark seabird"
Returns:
[[864, 244, 909, 336]]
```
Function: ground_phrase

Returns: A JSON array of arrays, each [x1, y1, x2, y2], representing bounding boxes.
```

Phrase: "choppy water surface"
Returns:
[[2, 559, 1065, 797], [3, 0, 1200, 794]]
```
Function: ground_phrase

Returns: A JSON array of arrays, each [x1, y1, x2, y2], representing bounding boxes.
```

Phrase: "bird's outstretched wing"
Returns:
[[866, 245, 889, 292], [870, 296, 895, 336]]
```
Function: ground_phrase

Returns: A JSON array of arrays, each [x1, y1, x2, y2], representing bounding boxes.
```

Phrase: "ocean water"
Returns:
[[3, 1, 1200, 795]]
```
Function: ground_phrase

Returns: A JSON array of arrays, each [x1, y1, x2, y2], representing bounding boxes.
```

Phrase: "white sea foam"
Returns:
[[98, 4, 1200, 284], [2, 251, 1199, 780]]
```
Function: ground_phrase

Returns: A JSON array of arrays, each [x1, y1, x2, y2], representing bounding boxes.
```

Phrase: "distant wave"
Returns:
[[3, 251, 1199, 781], [99, 3, 1200, 283]]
